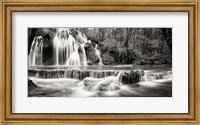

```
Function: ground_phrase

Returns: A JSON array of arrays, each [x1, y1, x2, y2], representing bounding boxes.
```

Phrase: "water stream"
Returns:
[[28, 28, 172, 97], [29, 67, 172, 97]]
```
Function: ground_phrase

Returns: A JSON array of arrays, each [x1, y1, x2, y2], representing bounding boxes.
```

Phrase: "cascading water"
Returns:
[[52, 28, 102, 66], [80, 43, 87, 65], [29, 67, 172, 85], [94, 44, 103, 65], [28, 28, 103, 66], [29, 69, 172, 97], [28, 36, 43, 66], [28, 28, 172, 97], [66, 43, 88, 66], [53, 28, 77, 65], [29, 68, 172, 97], [66, 46, 81, 66], [141, 71, 172, 82]]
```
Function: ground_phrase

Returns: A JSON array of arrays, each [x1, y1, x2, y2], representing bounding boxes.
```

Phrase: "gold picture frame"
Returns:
[[0, 0, 199, 124]]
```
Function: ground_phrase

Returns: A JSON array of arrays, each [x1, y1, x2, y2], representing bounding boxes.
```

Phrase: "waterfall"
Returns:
[[28, 28, 103, 66], [31, 69, 121, 80], [80, 43, 87, 65], [53, 28, 77, 65], [52, 28, 101, 66], [141, 71, 172, 82], [28, 29, 172, 97], [95, 44, 103, 65], [66, 46, 81, 66], [29, 68, 172, 85], [66, 43, 88, 66], [28, 36, 43, 66]]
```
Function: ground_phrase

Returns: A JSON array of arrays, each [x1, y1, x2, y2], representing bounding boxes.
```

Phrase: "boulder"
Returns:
[[120, 71, 144, 85], [84, 42, 100, 65], [28, 79, 37, 87]]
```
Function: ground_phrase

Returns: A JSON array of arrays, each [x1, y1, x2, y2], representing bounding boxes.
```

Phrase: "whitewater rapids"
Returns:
[[28, 74, 172, 97]]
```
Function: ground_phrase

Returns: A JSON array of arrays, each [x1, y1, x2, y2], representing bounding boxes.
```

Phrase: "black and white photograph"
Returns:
[[28, 28, 172, 97]]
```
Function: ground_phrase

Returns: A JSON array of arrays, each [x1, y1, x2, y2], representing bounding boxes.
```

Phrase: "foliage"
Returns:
[[79, 28, 172, 65]]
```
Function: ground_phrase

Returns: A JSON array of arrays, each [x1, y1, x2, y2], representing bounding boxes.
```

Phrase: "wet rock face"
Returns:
[[120, 71, 144, 85], [71, 30, 87, 44], [84, 42, 100, 65]]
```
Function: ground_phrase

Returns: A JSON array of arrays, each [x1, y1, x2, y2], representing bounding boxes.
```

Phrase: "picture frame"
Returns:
[[0, 0, 199, 124]]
